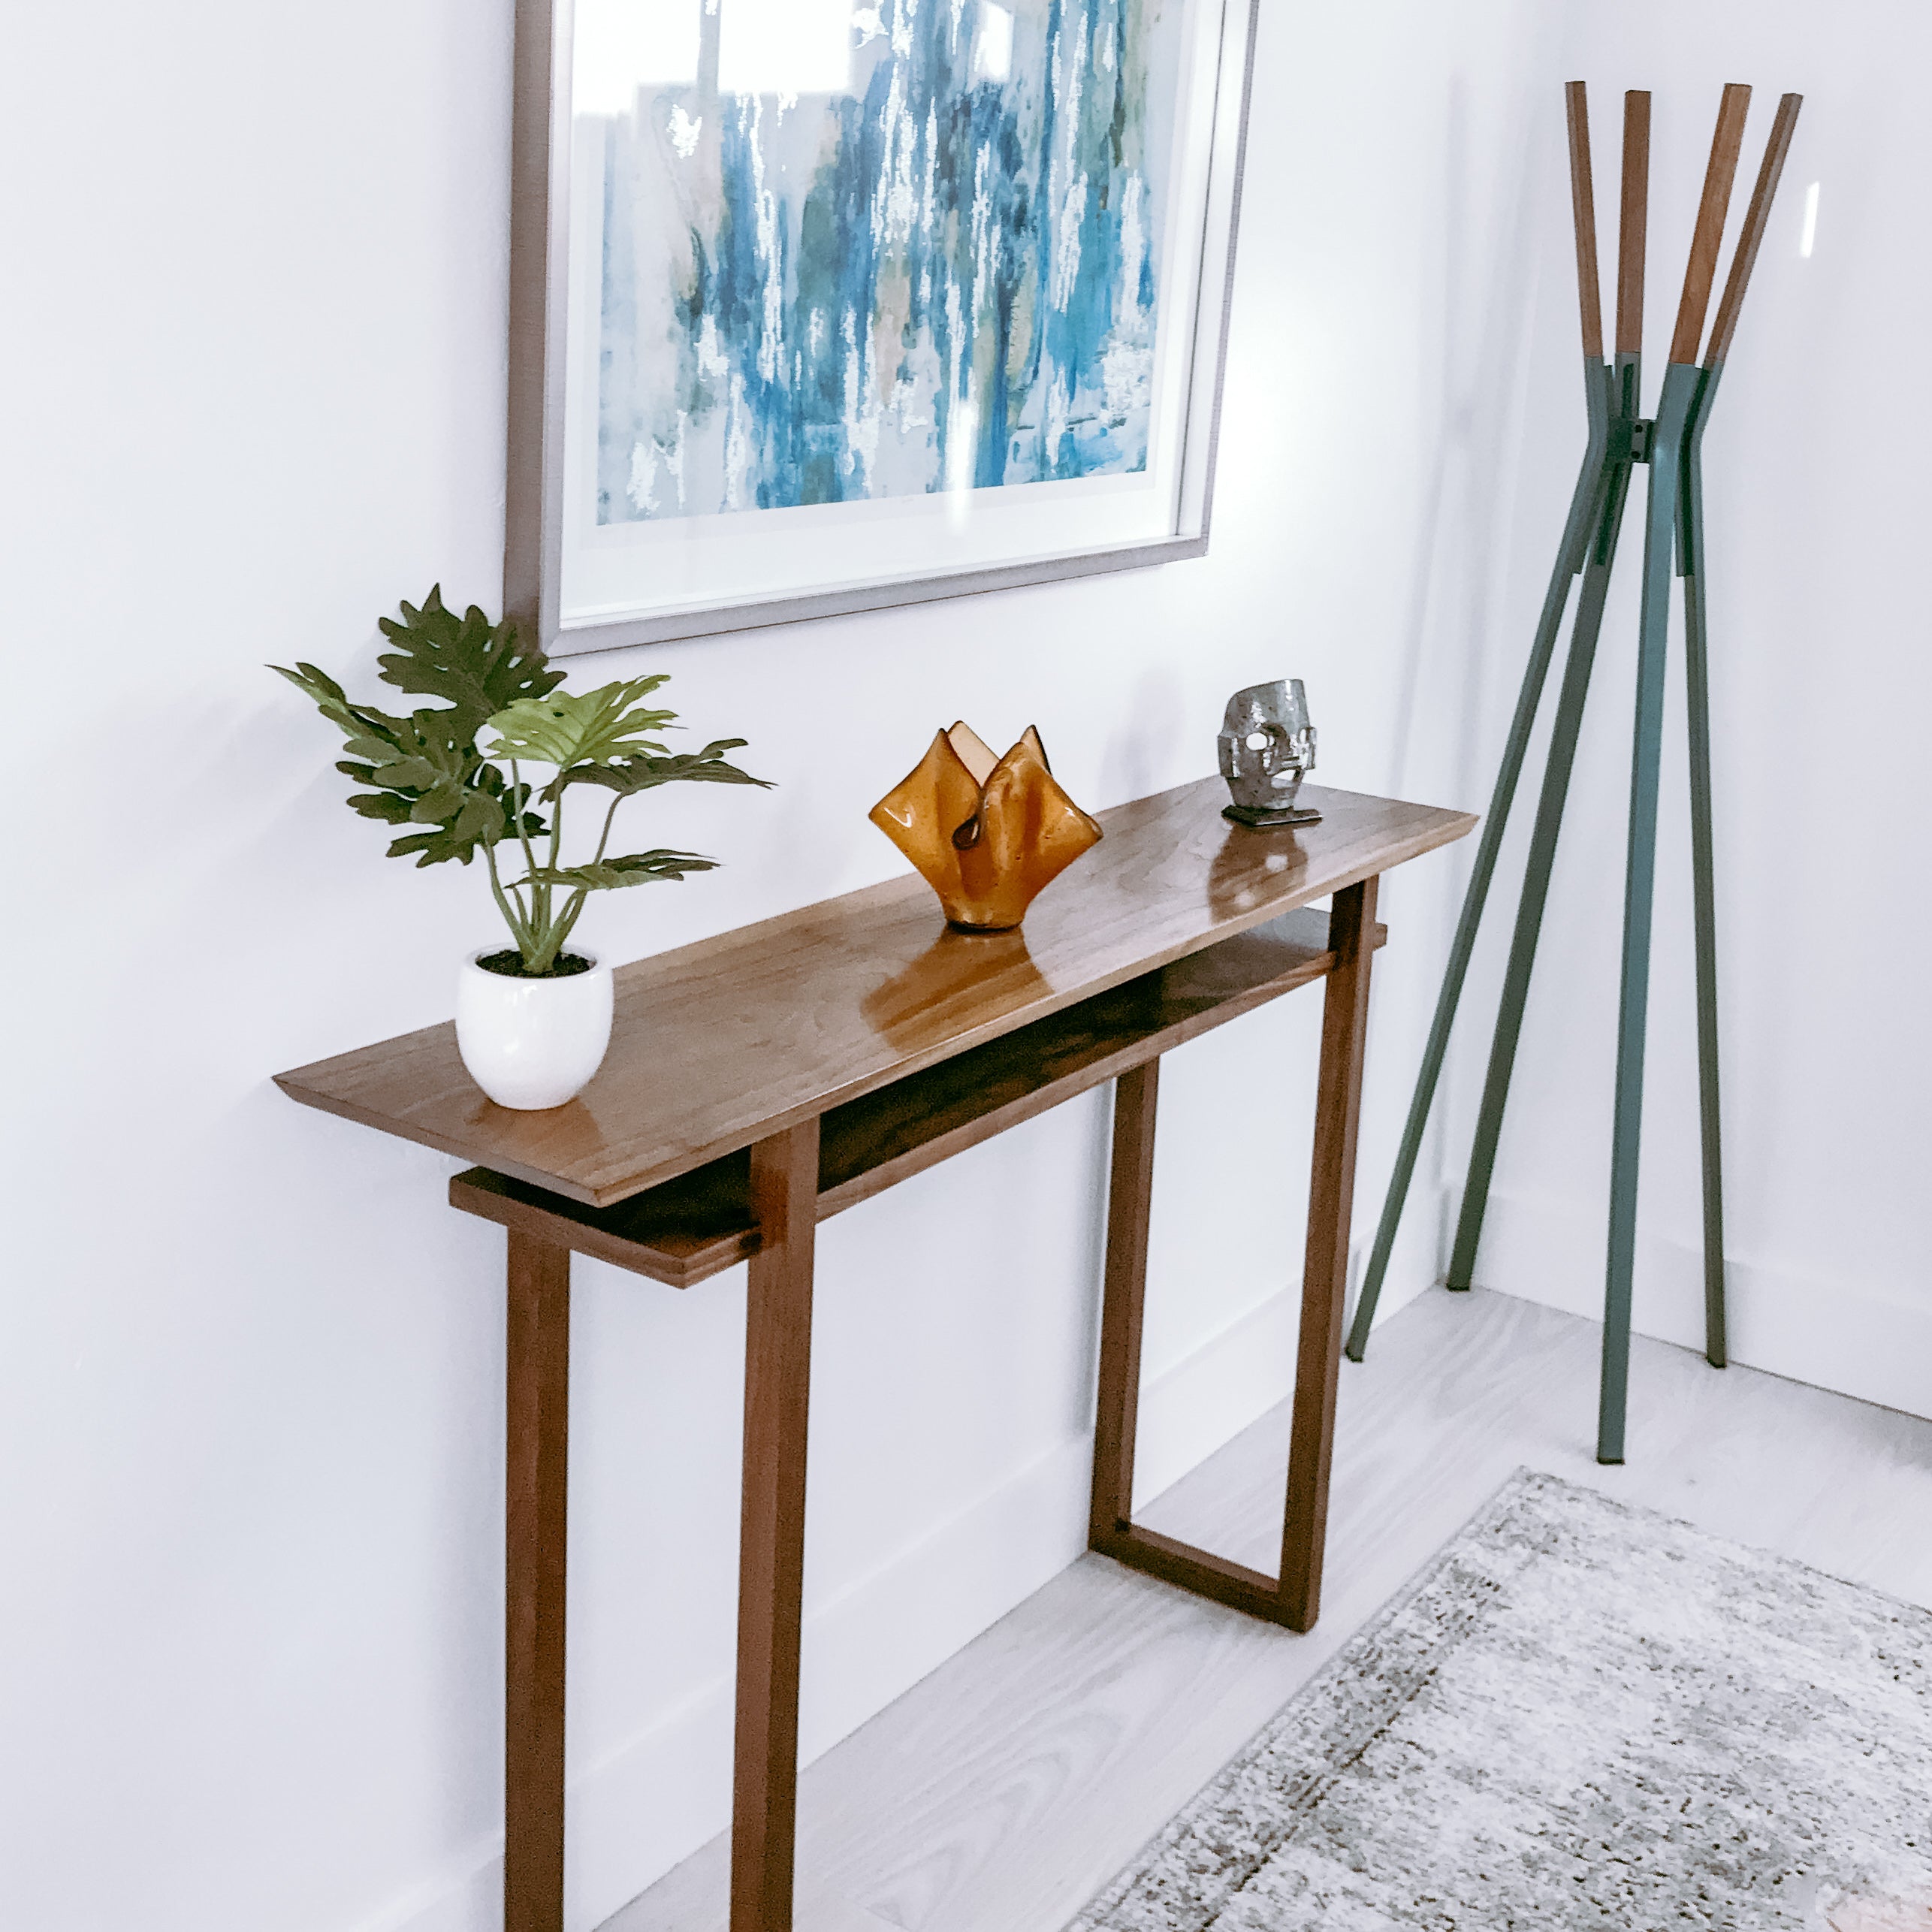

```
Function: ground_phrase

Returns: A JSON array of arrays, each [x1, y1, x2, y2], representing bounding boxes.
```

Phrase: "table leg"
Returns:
[[1091, 1060, 1161, 1542], [1280, 876, 1379, 1632], [1088, 891, 1382, 1634], [730, 1118, 822, 1932], [505, 1230, 571, 1932], [1087, 1055, 1294, 1623]]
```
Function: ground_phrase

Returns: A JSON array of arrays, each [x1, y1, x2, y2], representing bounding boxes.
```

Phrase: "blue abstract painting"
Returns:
[[593, 0, 1185, 524]]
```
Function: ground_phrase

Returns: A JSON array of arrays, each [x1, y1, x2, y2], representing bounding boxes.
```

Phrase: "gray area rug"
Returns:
[[1072, 1471, 1932, 1931]]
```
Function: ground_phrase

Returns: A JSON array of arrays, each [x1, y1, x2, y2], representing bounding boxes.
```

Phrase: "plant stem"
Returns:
[[593, 792, 622, 867], [548, 889, 591, 967], [536, 789, 617, 971], [509, 759, 545, 968], [542, 786, 566, 957], [483, 835, 535, 955]]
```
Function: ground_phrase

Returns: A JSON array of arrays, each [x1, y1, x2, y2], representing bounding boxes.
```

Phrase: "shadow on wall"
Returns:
[[1386, 71, 1557, 808]]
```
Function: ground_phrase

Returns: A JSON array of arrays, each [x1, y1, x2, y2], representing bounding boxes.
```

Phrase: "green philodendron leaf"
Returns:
[[273, 661, 415, 752], [555, 739, 772, 801], [346, 790, 418, 827], [385, 778, 546, 868], [274, 599, 566, 871], [483, 678, 678, 771], [340, 729, 411, 768], [271, 659, 351, 716], [375, 585, 562, 737], [352, 714, 473, 821], [388, 825, 488, 867], [343, 719, 549, 868], [518, 850, 720, 892]]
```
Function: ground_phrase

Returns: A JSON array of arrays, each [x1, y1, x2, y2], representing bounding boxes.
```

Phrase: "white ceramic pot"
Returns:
[[454, 949, 614, 1110]]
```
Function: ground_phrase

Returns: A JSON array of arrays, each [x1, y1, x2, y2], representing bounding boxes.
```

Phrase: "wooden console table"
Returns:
[[276, 777, 1472, 1932]]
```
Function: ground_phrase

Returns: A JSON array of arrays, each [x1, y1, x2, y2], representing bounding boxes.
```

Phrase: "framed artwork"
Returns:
[[507, 0, 1261, 655]]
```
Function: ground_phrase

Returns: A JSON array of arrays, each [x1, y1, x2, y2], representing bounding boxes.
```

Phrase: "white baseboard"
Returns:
[[350, 1848, 499, 1932], [377, 1282, 1309, 1932], [1468, 1186, 1932, 1423], [1131, 1290, 1300, 1510]]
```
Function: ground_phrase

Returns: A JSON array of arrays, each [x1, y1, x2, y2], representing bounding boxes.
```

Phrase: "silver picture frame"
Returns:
[[506, 0, 1263, 657]]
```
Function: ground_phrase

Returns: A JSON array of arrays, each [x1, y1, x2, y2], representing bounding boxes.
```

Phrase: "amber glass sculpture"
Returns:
[[870, 723, 1103, 931]]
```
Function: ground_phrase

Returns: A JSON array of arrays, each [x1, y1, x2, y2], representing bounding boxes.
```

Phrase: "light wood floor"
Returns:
[[602, 1287, 1932, 1932]]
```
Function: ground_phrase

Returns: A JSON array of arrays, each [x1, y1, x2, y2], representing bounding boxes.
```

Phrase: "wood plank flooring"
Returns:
[[601, 1287, 1932, 1932]]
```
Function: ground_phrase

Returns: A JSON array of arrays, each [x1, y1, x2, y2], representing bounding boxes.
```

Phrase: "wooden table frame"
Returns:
[[490, 886, 1379, 1930], [275, 781, 1470, 1932]]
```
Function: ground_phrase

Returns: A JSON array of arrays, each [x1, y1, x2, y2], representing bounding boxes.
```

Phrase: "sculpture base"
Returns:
[[1223, 803, 1324, 829]]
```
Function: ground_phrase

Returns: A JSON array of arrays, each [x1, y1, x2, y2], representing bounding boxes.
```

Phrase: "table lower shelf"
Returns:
[[450, 904, 1384, 1287]]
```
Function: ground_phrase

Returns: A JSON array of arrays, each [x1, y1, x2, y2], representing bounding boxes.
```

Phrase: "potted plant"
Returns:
[[274, 588, 768, 1109]]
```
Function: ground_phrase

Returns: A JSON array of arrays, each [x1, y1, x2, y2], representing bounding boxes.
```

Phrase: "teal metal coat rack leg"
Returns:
[[1346, 82, 1803, 1465]]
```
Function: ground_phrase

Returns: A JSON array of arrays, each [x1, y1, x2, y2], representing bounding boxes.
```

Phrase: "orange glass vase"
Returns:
[[870, 723, 1103, 931]]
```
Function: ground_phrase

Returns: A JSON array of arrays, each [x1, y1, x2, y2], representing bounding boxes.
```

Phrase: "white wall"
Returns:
[[3, 1, 1919, 1929]]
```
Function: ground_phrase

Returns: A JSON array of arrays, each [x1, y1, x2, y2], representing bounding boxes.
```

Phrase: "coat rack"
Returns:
[[1345, 82, 1803, 1464]]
